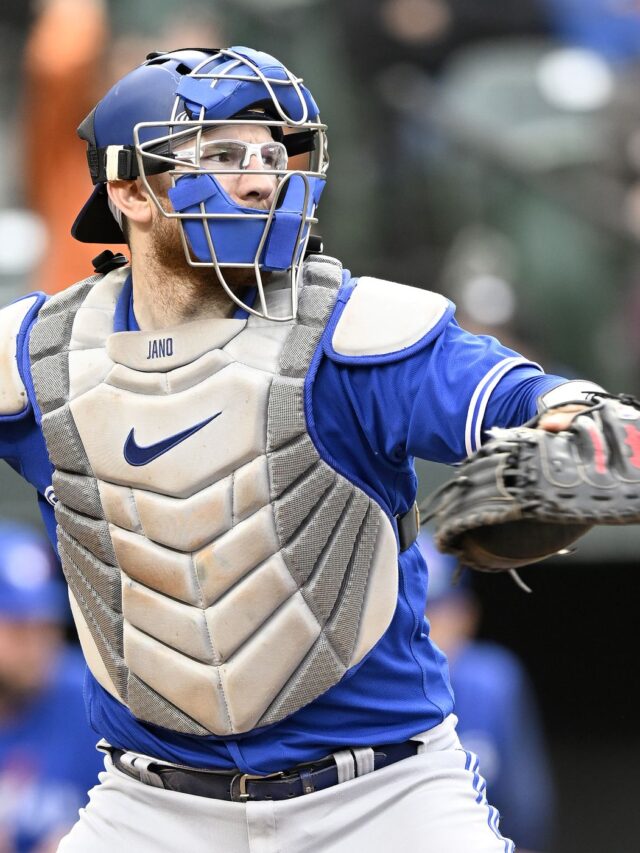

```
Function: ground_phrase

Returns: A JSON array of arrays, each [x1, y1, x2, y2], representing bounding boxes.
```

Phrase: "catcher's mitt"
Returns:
[[426, 393, 640, 572]]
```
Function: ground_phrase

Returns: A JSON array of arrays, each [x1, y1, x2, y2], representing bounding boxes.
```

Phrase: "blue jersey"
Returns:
[[0, 647, 104, 853], [0, 273, 567, 774], [450, 642, 555, 850]]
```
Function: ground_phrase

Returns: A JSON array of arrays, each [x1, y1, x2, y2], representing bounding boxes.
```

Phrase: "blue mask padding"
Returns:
[[168, 172, 325, 270], [261, 175, 312, 269], [175, 57, 319, 123], [169, 174, 268, 264], [261, 210, 301, 269], [167, 174, 218, 209], [312, 177, 325, 206], [260, 175, 324, 269]]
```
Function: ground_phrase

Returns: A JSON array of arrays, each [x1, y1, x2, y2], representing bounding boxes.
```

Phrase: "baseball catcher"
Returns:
[[0, 45, 631, 853]]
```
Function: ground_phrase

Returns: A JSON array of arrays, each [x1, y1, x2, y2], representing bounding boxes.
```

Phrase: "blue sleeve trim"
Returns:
[[0, 292, 47, 423], [321, 276, 456, 366], [465, 356, 542, 455], [19, 293, 48, 428]]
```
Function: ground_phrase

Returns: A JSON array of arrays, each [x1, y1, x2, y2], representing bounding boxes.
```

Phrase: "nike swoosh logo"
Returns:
[[123, 412, 222, 466]]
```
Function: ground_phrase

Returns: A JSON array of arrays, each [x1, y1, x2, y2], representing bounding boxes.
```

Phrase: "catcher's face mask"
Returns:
[[72, 46, 328, 322]]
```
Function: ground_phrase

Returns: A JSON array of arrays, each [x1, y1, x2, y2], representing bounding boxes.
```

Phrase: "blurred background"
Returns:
[[0, 0, 639, 850]]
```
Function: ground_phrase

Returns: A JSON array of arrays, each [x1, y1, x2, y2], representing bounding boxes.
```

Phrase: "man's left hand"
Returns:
[[536, 404, 589, 433]]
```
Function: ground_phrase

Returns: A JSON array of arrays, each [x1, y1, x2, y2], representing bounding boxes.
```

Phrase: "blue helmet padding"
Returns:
[[92, 47, 319, 150], [168, 172, 324, 270], [175, 53, 319, 123], [194, 46, 319, 119]]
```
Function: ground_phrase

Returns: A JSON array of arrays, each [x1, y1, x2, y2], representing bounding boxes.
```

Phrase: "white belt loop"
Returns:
[[412, 714, 459, 754], [411, 733, 429, 755], [333, 749, 356, 783], [118, 751, 165, 787], [352, 747, 375, 776]]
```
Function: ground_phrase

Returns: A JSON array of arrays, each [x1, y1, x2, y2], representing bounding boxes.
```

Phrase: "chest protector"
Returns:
[[28, 256, 398, 737]]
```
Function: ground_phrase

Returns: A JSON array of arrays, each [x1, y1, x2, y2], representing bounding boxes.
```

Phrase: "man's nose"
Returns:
[[236, 154, 276, 205]]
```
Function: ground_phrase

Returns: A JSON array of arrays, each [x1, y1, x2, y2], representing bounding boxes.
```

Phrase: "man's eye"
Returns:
[[200, 148, 241, 168]]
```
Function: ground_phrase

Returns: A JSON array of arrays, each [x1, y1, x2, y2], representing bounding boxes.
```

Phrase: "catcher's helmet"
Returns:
[[72, 46, 328, 320]]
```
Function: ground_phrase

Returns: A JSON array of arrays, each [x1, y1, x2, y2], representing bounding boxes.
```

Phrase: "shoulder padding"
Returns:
[[0, 295, 41, 416], [326, 276, 453, 363]]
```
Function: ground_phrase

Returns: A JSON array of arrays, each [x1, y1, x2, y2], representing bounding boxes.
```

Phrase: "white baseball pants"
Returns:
[[57, 715, 515, 853]]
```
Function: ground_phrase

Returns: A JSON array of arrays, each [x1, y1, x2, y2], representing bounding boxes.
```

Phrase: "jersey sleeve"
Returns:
[[317, 315, 567, 470], [0, 294, 45, 420], [405, 318, 567, 463], [317, 275, 571, 469], [0, 293, 56, 509], [309, 311, 569, 524]]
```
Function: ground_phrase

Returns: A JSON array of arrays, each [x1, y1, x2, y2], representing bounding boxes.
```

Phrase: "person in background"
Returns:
[[0, 522, 103, 853], [420, 531, 555, 853], [22, 0, 120, 294]]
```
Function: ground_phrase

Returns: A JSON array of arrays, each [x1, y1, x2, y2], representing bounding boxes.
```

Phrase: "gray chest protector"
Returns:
[[28, 257, 398, 737]]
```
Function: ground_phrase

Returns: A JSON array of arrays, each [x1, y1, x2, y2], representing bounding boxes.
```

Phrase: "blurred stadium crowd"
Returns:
[[4, 0, 640, 388], [1, 1, 640, 851]]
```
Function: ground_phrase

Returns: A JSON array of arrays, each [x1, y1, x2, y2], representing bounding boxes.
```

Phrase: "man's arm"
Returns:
[[0, 296, 41, 418], [319, 275, 592, 466], [0, 294, 55, 509]]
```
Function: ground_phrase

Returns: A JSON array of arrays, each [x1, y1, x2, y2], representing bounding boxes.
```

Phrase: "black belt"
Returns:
[[109, 740, 420, 802]]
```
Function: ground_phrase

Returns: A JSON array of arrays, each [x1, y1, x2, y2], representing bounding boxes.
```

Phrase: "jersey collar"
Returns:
[[112, 275, 258, 333]]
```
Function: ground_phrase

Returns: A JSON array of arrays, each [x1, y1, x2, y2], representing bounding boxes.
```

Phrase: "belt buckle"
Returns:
[[230, 770, 284, 802]]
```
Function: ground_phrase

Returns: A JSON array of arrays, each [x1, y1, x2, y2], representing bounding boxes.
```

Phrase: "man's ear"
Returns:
[[106, 180, 153, 226]]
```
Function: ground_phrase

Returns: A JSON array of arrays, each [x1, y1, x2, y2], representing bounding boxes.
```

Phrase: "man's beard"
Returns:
[[149, 195, 269, 319]]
